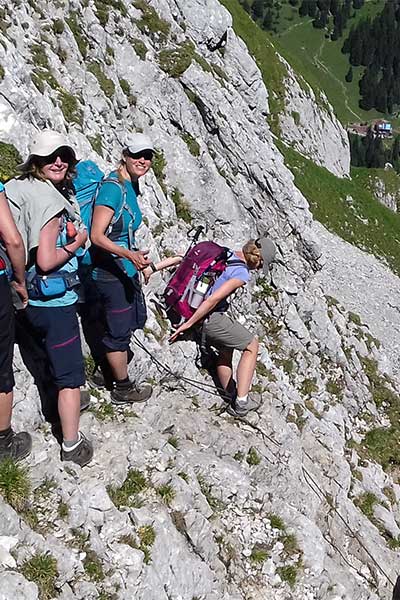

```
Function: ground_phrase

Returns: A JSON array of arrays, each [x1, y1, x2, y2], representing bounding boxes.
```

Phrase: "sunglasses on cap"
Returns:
[[126, 149, 154, 161], [36, 148, 75, 166]]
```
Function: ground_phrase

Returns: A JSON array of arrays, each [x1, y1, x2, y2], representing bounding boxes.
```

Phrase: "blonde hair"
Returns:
[[116, 152, 128, 184], [242, 240, 261, 269]]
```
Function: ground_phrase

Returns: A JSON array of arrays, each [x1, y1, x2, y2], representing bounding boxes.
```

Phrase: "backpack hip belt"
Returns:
[[26, 270, 80, 300]]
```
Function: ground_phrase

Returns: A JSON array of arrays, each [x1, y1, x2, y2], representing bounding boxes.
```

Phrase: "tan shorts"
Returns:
[[202, 312, 254, 351]]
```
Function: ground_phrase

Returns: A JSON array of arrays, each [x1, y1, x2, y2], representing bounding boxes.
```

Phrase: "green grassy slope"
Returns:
[[277, 141, 400, 275], [222, 0, 400, 275], [275, 0, 389, 125], [241, 0, 390, 126]]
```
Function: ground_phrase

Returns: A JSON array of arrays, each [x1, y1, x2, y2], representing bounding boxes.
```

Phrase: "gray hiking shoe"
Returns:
[[80, 390, 91, 412], [0, 429, 32, 462], [226, 395, 261, 418], [111, 382, 153, 405], [61, 433, 93, 467], [87, 369, 106, 389]]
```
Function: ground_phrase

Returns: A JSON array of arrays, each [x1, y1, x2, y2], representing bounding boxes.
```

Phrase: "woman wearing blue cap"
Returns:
[[89, 134, 154, 404]]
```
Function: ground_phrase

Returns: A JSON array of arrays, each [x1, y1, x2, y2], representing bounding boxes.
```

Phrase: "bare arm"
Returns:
[[91, 205, 150, 271], [0, 191, 26, 285], [142, 254, 183, 284], [36, 215, 87, 272], [169, 278, 245, 342]]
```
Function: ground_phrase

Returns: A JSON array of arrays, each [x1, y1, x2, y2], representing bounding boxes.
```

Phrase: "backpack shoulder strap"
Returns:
[[226, 252, 249, 271], [95, 177, 128, 224]]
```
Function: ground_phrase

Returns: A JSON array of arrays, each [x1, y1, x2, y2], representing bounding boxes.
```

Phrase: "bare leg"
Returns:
[[216, 349, 234, 392], [0, 392, 12, 430], [236, 337, 259, 397], [58, 388, 80, 441], [106, 350, 128, 381]]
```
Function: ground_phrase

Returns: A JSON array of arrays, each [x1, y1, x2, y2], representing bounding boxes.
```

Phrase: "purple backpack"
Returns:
[[163, 241, 230, 325]]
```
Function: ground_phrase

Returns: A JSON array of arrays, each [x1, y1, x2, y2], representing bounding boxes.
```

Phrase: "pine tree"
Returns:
[[314, 9, 329, 28], [308, 0, 317, 18], [391, 135, 400, 171], [251, 0, 265, 20], [348, 28, 363, 66], [299, 0, 309, 16], [239, 0, 251, 12], [263, 9, 274, 30], [345, 66, 353, 82]]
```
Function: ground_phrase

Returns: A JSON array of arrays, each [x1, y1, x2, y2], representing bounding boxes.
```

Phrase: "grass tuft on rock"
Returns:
[[108, 469, 148, 508], [83, 549, 105, 582], [250, 543, 269, 563], [246, 447, 261, 466], [88, 62, 115, 97], [158, 41, 195, 78], [0, 458, 30, 511], [133, 0, 170, 40], [156, 483, 176, 506], [277, 564, 299, 587], [171, 188, 192, 223], [152, 149, 167, 193], [21, 553, 58, 600]]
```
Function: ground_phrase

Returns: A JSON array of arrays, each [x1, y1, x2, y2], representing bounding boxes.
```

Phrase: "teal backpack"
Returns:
[[73, 161, 131, 266]]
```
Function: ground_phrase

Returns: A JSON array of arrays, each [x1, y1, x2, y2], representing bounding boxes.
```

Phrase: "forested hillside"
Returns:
[[343, 0, 400, 114]]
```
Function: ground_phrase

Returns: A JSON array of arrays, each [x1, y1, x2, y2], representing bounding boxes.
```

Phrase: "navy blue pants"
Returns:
[[93, 275, 147, 352], [24, 304, 85, 390], [0, 275, 15, 394]]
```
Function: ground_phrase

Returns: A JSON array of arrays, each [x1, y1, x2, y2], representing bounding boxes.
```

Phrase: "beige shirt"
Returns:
[[5, 177, 83, 261]]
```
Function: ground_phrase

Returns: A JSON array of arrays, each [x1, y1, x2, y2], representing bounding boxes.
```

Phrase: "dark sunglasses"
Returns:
[[127, 150, 154, 161], [36, 147, 75, 166]]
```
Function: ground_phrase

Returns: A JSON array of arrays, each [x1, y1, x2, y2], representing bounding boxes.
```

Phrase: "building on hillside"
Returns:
[[374, 119, 392, 138]]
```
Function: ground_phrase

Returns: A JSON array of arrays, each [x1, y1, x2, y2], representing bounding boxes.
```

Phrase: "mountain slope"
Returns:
[[0, 1, 399, 599]]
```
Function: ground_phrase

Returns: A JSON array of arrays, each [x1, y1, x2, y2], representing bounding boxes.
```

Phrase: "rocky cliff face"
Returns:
[[278, 57, 350, 178], [0, 1, 399, 599]]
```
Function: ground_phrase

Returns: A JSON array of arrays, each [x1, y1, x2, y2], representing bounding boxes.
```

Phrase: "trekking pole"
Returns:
[[187, 225, 204, 249]]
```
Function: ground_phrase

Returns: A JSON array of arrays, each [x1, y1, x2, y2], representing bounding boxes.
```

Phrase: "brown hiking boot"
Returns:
[[111, 382, 152, 404]]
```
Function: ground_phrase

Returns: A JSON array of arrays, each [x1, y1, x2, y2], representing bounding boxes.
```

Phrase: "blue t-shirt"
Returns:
[[92, 172, 142, 280], [207, 252, 250, 312], [28, 215, 78, 308]]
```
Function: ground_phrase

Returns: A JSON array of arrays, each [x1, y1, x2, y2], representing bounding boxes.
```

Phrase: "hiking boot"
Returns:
[[0, 429, 32, 462], [111, 382, 152, 405], [80, 390, 91, 411], [61, 432, 93, 467], [226, 395, 261, 418], [87, 370, 106, 389]]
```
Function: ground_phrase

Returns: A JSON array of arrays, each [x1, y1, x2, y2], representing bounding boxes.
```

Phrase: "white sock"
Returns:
[[62, 432, 82, 452], [236, 395, 248, 407]]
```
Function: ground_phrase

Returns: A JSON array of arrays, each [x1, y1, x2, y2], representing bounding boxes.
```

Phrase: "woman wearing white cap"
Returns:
[[89, 133, 153, 404], [5, 130, 93, 467]]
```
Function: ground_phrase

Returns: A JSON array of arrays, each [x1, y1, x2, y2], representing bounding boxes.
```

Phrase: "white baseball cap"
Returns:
[[19, 130, 77, 168], [125, 133, 154, 154]]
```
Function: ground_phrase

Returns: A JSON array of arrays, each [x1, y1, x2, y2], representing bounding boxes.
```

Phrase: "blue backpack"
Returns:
[[73, 160, 130, 266]]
